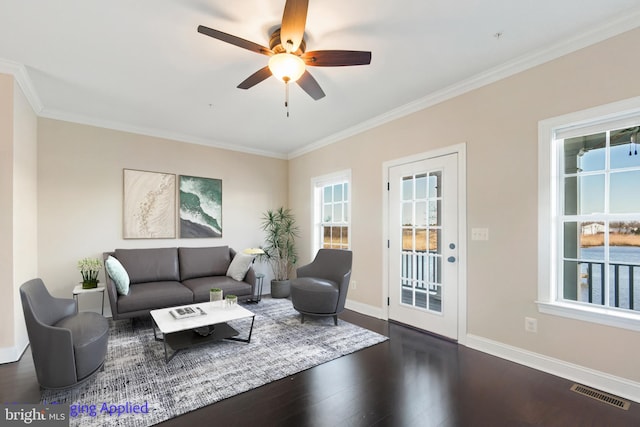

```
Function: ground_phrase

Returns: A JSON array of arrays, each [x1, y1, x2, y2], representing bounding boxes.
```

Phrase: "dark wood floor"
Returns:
[[2, 309, 639, 426]]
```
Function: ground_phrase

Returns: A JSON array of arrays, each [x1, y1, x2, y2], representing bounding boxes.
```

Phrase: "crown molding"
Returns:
[[37, 107, 287, 160], [0, 59, 43, 113], [0, 60, 286, 159], [287, 7, 640, 159], [3, 5, 640, 161]]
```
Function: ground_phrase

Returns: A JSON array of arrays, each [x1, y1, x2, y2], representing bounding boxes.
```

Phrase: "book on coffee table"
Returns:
[[169, 305, 206, 320]]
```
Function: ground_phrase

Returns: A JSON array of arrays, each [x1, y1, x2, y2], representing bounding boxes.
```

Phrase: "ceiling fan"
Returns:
[[197, 0, 371, 110]]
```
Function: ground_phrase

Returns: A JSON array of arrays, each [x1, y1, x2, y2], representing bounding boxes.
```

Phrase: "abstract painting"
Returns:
[[123, 169, 176, 239], [179, 175, 222, 238]]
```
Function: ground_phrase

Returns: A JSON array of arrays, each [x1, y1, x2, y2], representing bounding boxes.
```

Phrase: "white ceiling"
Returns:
[[1, 0, 639, 158]]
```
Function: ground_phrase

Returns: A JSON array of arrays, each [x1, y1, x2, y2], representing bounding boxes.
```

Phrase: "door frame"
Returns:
[[382, 143, 468, 344]]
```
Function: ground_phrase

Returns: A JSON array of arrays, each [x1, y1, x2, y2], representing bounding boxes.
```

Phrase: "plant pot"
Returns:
[[209, 288, 223, 302], [225, 294, 238, 308], [270, 280, 291, 298], [82, 279, 99, 289], [210, 288, 223, 308]]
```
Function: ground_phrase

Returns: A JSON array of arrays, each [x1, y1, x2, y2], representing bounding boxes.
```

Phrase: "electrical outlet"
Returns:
[[351, 280, 357, 290], [525, 317, 538, 333]]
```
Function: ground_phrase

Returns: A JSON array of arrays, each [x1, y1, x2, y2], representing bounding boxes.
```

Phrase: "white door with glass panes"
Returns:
[[388, 154, 458, 339]]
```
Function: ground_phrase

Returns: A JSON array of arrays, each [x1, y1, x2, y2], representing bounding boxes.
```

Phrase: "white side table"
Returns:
[[72, 284, 106, 315]]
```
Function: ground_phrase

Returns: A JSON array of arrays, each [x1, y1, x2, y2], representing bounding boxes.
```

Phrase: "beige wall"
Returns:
[[289, 28, 640, 381], [37, 119, 288, 314], [12, 77, 38, 351], [2, 25, 638, 390], [0, 74, 14, 349], [0, 73, 37, 361]]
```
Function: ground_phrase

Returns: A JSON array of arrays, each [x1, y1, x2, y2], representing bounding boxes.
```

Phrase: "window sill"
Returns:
[[536, 301, 640, 332]]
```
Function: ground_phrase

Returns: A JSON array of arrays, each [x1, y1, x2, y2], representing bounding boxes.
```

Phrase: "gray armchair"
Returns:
[[290, 249, 353, 325], [19, 278, 109, 389]]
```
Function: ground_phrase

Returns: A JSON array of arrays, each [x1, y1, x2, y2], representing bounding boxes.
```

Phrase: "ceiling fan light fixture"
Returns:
[[268, 53, 305, 83]]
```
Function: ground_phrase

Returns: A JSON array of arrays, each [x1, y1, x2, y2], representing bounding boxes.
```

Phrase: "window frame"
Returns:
[[311, 169, 352, 256], [538, 96, 640, 332]]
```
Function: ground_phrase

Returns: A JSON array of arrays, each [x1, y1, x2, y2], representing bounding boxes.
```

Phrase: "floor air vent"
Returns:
[[570, 384, 630, 410]]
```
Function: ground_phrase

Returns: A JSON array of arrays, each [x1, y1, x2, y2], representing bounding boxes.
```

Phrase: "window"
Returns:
[[312, 170, 351, 254], [538, 98, 640, 330]]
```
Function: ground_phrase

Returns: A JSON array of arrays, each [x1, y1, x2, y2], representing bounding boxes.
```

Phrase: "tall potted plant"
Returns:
[[258, 207, 299, 298]]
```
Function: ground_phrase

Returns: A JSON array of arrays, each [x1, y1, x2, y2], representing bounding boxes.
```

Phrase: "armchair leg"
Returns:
[[300, 314, 305, 324], [333, 315, 338, 326]]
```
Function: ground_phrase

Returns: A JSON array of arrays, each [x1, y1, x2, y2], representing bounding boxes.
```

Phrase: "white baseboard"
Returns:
[[345, 299, 386, 319], [465, 334, 640, 403], [342, 301, 639, 403], [0, 339, 28, 364]]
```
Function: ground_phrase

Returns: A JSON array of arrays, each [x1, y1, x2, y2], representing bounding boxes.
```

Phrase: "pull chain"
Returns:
[[283, 76, 290, 118], [286, 81, 290, 118]]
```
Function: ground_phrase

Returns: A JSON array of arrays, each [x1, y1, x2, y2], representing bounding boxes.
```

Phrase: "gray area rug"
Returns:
[[41, 297, 388, 426]]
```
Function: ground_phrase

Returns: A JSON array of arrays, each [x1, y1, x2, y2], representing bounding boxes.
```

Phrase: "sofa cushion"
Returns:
[[226, 252, 254, 281], [105, 255, 130, 295], [114, 248, 179, 284], [182, 276, 252, 302], [179, 246, 230, 280], [116, 281, 193, 313]]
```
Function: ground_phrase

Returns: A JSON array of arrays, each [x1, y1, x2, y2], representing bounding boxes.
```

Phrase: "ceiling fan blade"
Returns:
[[237, 66, 273, 89], [297, 70, 325, 100], [197, 25, 272, 56], [302, 50, 372, 67], [280, 0, 308, 53]]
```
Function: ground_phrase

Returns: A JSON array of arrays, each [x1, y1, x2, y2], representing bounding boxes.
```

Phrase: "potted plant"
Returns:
[[78, 257, 102, 289], [209, 288, 223, 306], [225, 294, 238, 307], [258, 207, 299, 298]]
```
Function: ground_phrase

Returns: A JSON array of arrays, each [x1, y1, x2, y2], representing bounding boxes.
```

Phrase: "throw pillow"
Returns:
[[106, 255, 130, 295], [226, 253, 254, 281]]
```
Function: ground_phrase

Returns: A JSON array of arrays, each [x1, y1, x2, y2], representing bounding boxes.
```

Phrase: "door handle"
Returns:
[[447, 256, 456, 263]]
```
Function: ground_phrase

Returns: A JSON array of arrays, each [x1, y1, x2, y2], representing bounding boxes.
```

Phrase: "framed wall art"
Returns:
[[179, 175, 222, 238], [123, 169, 176, 239]]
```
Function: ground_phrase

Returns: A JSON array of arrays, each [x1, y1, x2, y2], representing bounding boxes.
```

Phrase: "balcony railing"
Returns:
[[578, 261, 640, 310], [400, 251, 441, 311]]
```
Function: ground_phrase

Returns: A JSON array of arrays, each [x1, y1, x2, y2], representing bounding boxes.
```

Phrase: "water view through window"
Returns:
[[561, 126, 640, 311]]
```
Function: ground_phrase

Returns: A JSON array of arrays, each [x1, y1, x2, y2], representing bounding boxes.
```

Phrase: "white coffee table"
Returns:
[[150, 301, 255, 362]]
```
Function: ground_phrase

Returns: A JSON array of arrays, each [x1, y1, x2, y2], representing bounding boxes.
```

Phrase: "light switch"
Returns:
[[471, 228, 489, 241]]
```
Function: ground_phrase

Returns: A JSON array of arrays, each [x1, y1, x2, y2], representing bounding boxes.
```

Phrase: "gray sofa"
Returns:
[[103, 246, 256, 320]]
